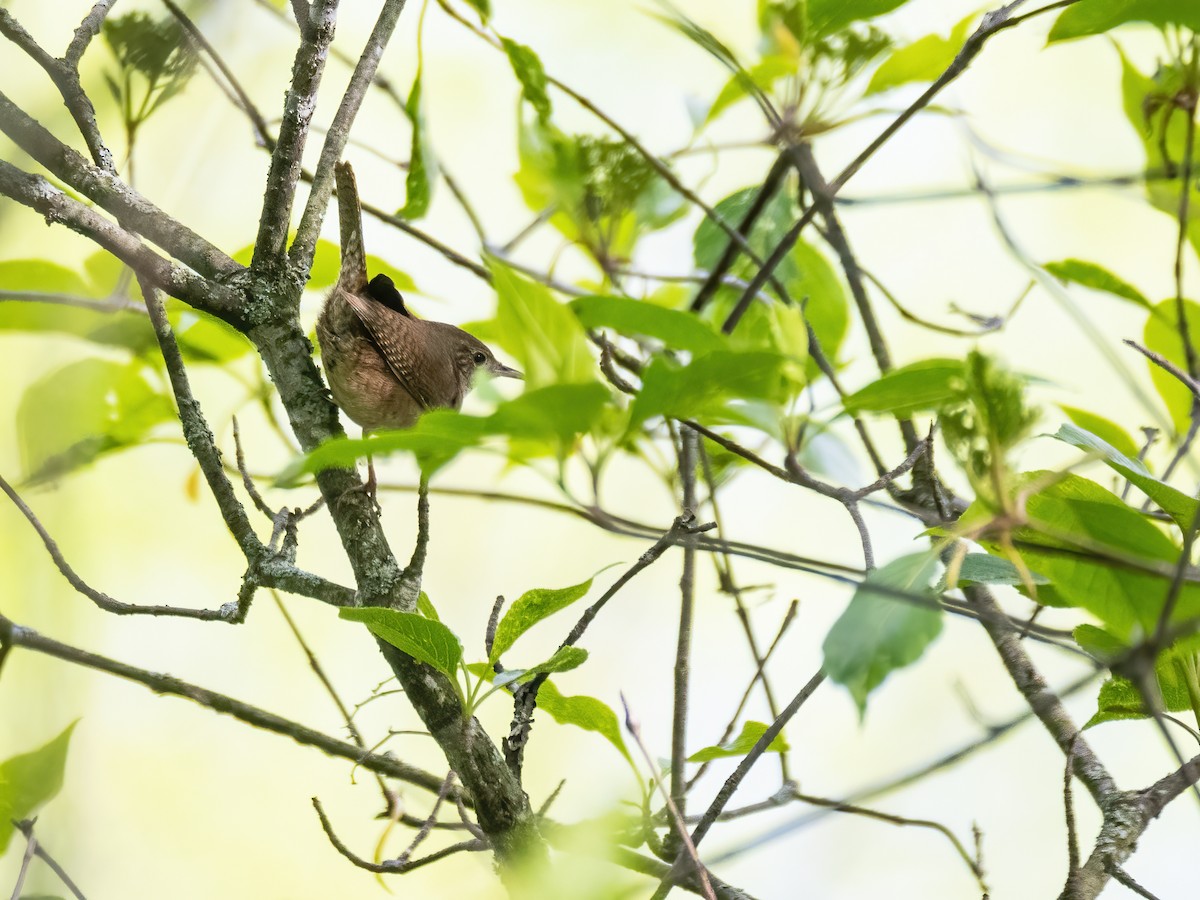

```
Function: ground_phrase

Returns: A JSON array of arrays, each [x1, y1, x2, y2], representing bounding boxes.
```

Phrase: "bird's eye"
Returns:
[[473, 351, 487, 365]]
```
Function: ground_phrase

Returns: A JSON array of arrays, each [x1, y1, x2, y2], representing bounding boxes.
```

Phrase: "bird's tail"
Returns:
[[334, 161, 368, 293]]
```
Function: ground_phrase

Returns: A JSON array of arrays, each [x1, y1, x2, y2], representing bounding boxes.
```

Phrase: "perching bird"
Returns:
[[316, 162, 521, 492]]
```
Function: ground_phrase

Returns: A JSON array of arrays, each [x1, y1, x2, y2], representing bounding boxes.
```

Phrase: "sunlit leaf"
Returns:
[[1049, 0, 1200, 42], [18, 359, 175, 483], [822, 551, 943, 716], [842, 358, 965, 417], [866, 15, 973, 95], [536, 680, 631, 763], [399, 72, 437, 220], [340, 608, 463, 681], [502, 37, 552, 123], [687, 720, 789, 762], [1058, 405, 1141, 460], [1053, 423, 1199, 530], [491, 577, 594, 663], [1143, 298, 1200, 434], [807, 0, 909, 38], [627, 350, 788, 431], [515, 646, 589, 682], [570, 295, 726, 355], [1043, 258, 1153, 312], [0, 722, 78, 854]]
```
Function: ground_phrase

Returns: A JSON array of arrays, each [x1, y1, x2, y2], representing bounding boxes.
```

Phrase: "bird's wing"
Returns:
[[342, 289, 433, 410], [334, 162, 368, 294]]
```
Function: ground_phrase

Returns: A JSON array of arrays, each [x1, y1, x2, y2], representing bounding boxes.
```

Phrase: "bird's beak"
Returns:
[[489, 361, 523, 380]]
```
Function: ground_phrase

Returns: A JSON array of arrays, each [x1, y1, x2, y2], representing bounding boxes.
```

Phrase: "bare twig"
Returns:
[[11, 820, 87, 900], [312, 797, 485, 873]]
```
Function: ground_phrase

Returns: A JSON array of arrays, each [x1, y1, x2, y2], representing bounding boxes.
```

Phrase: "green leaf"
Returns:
[[490, 577, 594, 663], [515, 646, 589, 682], [985, 472, 1200, 638], [1052, 423, 1199, 531], [416, 591, 439, 621], [628, 350, 788, 431], [687, 720, 789, 762], [279, 408, 492, 482], [1058, 405, 1141, 460], [807, 0, 909, 37], [399, 73, 436, 220], [463, 0, 489, 20], [945, 553, 1050, 589], [866, 15, 972, 95], [486, 259, 596, 387], [842, 358, 965, 417], [822, 552, 943, 716], [1049, 0, 1200, 42], [569, 295, 727, 355], [1144, 298, 1200, 434], [488, 382, 612, 451], [340, 608, 463, 681], [18, 359, 175, 483], [536, 680, 631, 762], [502, 38, 551, 123], [0, 722, 78, 854], [707, 54, 796, 123], [167, 302, 252, 363], [1043, 259, 1153, 312]]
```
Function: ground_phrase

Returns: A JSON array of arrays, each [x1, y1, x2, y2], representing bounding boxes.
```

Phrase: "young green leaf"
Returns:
[[515, 646, 589, 682], [536, 680, 631, 762], [502, 37, 552, 123], [340, 608, 463, 682], [569, 295, 727, 355], [628, 350, 788, 431], [807, 0, 909, 38], [822, 552, 943, 716], [416, 591, 440, 621], [866, 15, 973, 95], [1057, 405, 1141, 460], [486, 259, 597, 387], [842, 358, 965, 417], [1052, 422, 1199, 531], [0, 722, 78, 854], [1043, 259, 1153, 312], [1144, 298, 1200, 433], [687, 720, 789, 763], [488, 383, 612, 448], [490, 577, 594, 663], [399, 73, 437, 220], [1049, 0, 1200, 43], [942, 553, 1049, 590], [18, 359, 175, 483]]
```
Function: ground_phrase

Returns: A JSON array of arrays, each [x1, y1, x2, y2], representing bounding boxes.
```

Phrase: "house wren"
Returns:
[[317, 162, 521, 453]]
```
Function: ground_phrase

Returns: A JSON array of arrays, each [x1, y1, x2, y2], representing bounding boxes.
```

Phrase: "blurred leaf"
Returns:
[[488, 383, 613, 449], [167, 302, 252, 363], [1049, 0, 1200, 42], [842, 358, 965, 417], [943, 553, 1050, 589], [1053, 422, 1199, 530], [486, 259, 596, 387], [491, 577, 594, 663], [687, 720, 788, 762], [103, 12, 197, 125], [628, 350, 788, 431], [1144, 298, 1200, 433], [340, 608, 463, 682], [807, 0, 909, 38], [822, 552, 943, 716], [463, 0, 490, 20], [707, 54, 796, 123], [18, 359, 175, 483], [399, 72, 436, 220], [514, 119, 683, 260], [570, 295, 726, 354], [0, 722, 77, 854], [502, 37, 552, 123], [1043, 258, 1153, 312], [1058, 405, 1141, 459], [537, 680, 631, 763], [866, 15, 972, 95]]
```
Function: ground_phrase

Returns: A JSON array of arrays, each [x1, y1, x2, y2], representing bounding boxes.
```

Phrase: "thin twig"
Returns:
[[11, 820, 87, 900], [311, 797, 485, 873]]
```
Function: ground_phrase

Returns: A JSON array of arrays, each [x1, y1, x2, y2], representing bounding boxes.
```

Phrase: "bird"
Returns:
[[317, 161, 521, 495]]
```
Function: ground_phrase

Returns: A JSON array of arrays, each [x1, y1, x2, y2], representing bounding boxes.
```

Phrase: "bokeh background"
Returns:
[[0, 0, 1194, 897]]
